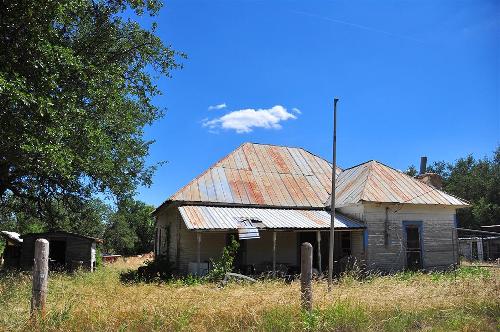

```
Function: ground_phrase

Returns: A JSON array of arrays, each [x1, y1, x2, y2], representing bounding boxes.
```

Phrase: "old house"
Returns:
[[153, 143, 469, 275], [19, 231, 101, 271]]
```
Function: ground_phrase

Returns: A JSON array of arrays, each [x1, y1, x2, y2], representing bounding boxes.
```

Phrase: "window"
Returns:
[[341, 232, 351, 256]]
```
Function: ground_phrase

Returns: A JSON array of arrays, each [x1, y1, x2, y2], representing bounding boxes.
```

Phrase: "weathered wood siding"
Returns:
[[20, 233, 93, 270], [156, 206, 227, 273], [155, 204, 181, 263], [156, 207, 299, 274], [362, 203, 458, 272], [155, 202, 458, 274], [350, 230, 364, 263]]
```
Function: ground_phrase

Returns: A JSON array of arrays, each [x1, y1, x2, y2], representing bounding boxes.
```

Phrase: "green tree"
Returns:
[[104, 198, 154, 254], [0, 194, 109, 237], [407, 146, 500, 229], [0, 0, 182, 219]]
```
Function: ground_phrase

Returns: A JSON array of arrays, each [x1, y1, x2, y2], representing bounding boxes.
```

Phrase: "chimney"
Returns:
[[419, 156, 427, 175], [416, 156, 442, 189]]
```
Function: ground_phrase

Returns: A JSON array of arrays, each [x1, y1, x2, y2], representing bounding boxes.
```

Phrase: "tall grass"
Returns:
[[0, 258, 498, 331]]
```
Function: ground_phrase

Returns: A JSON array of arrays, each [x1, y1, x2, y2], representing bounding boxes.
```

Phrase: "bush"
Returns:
[[120, 256, 175, 283], [206, 236, 239, 282]]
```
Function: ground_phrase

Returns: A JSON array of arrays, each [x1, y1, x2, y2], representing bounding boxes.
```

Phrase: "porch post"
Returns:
[[272, 231, 277, 278], [316, 231, 322, 275], [196, 232, 201, 276]]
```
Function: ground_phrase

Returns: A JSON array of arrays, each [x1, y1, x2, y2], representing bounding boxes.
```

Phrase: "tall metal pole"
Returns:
[[328, 98, 339, 292]]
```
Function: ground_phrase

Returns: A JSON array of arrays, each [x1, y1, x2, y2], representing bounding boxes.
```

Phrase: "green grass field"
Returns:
[[0, 258, 498, 331]]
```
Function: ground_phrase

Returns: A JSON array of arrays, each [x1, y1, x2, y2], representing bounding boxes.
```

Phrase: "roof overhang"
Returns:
[[0, 231, 23, 244], [178, 205, 365, 231]]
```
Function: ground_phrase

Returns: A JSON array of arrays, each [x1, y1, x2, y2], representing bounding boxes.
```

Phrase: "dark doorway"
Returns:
[[404, 222, 423, 270], [49, 240, 66, 268], [298, 232, 352, 274]]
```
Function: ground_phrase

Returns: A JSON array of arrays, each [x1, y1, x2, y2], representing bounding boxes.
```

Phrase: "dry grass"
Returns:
[[0, 257, 498, 331]]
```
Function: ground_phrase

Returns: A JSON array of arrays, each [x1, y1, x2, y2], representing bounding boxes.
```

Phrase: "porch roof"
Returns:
[[178, 205, 365, 231]]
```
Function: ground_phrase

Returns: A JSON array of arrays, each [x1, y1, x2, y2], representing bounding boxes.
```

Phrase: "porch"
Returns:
[[176, 205, 365, 277]]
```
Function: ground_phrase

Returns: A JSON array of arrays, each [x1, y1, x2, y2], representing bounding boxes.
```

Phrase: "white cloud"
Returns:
[[292, 107, 302, 114], [208, 103, 227, 110], [202, 105, 298, 134]]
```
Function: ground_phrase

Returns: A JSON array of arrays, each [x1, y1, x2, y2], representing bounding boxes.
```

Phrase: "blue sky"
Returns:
[[134, 0, 499, 207]]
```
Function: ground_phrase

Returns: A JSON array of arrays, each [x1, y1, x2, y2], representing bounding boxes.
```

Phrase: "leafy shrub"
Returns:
[[205, 236, 239, 282], [120, 255, 175, 283]]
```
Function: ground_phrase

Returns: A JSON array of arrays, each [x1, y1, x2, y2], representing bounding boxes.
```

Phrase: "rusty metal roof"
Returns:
[[178, 205, 365, 230], [167, 143, 340, 208], [327, 160, 469, 207]]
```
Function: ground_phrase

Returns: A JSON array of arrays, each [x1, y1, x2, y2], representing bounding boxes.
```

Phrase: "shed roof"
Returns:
[[0, 231, 23, 244], [158, 142, 340, 210], [326, 160, 469, 207], [22, 231, 103, 243], [178, 205, 364, 230]]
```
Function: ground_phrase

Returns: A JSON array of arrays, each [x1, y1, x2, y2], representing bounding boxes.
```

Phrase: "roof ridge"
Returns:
[[246, 142, 339, 169], [359, 161, 377, 202]]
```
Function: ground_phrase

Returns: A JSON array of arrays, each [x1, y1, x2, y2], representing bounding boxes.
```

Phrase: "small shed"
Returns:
[[1, 231, 23, 268], [20, 231, 102, 272]]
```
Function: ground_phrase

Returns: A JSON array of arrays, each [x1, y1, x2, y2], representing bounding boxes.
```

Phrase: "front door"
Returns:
[[404, 222, 423, 270]]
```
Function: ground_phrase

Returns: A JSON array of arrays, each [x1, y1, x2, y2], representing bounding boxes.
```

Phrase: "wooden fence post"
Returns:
[[31, 238, 49, 316], [301, 242, 313, 312]]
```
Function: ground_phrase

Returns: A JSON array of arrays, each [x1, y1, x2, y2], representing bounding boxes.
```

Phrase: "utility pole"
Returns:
[[328, 98, 339, 292]]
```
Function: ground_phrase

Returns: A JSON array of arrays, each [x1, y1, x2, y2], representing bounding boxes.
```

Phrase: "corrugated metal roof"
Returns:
[[0, 231, 22, 243], [178, 205, 365, 230], [168, 143, 340, 208], [326, 160, 469, 207]]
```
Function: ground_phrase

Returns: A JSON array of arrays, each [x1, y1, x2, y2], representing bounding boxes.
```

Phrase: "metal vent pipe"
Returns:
[[419, 156, 427, 175]]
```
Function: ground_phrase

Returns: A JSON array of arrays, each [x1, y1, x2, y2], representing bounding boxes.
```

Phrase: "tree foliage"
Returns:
[[103, 198, 155, 254], [407, 146, 500, 229], [0, 0, 182, 219]]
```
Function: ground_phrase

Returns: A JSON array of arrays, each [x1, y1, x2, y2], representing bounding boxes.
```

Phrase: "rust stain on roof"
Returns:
[[163, 143, 468, 213], [327, 160, 469, 207]]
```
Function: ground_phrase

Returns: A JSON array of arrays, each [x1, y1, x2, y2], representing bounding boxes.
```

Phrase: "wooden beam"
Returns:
[[272, 231, 277, 278], [196, 232, 201, 276], [316, 231, 322, 275], [31, 239, 49, 316], [301, 242, 313, 312]]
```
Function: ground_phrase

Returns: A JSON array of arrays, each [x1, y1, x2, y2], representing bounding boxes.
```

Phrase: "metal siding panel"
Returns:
[[203, 171, 218, 202], [281, 173, 309, 207], [292, 173, 322, 207], [243, 143, 265, 172], [242, 170, 266, 205], [281, 147, 303, 175], [226, 168, 243, 204], [288, 147, 313, 175], [299, 149, 324, 175], [197, 177, 209, 202], [258, 172, 279, 206], [210, 168, 226, 202], [265, 172, 286, 205], [253, 144, 274, 173], [249, 170, 274, 205], [268, 146, 291, 174], [217, 168, 234, 203], [233, 169, 251, 204], [305, 175, 328, 204], [177, 206, 364, 230]]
